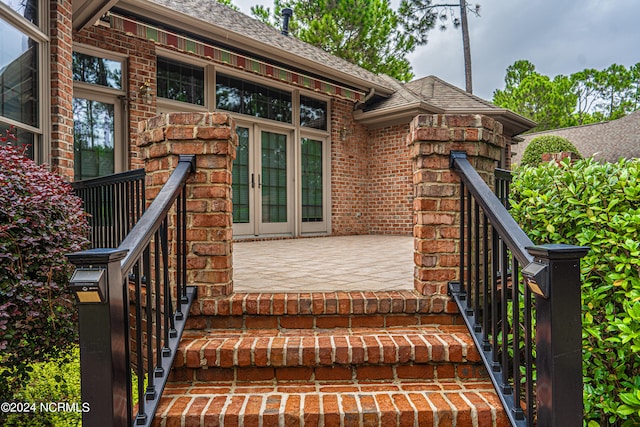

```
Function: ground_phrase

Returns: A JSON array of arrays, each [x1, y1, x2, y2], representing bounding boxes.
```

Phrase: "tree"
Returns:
[[398, 1, 480, 93], [493, 60, 577, 131], [252, 0, 417, 82], [493, 60, 640, 132]]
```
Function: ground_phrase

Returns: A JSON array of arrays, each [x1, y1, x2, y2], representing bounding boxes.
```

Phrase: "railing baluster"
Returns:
[[474, 200, 481, 332], [500, 241, 512, 394], [482, 213, 490, 351], [134, 261, 146, 425], [524, 280, 534, 425], [175, 190, 184, 320], [180, 188, 187, 303], [154, 225, 163, 378], [491, 227, 500, 372], [466, 187, 473, 314], [144, 244, 155, 401], [512, 258, 524, 420]]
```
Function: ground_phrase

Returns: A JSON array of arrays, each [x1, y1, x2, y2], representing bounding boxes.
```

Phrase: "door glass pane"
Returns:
[[301, 138, 323, 222], [232, 127, 250, 223], [73, 98, 115, 180], [261, 131, 287, 223]]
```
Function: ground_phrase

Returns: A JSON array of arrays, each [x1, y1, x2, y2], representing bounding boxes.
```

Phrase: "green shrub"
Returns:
[[520, 134, 582, 167], [510, 158, 640, 426], [0, 135, 89, 402], [3, 346, 82, 427]]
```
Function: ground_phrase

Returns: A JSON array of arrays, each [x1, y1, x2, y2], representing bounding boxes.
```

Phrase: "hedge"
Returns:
[[510, 158, 640, 426]]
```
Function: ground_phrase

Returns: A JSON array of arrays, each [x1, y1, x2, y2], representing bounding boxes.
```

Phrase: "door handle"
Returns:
[[251, 173, 255, 188], [258, 174, 261, 189]]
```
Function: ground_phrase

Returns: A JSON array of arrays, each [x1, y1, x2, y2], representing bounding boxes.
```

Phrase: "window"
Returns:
[[73, 52, 122, 89], [1, 0, 37, 24], [157, 57, 205, 105], [0, 1, 45, 160], [300, 96, 327, 130], [216, 73, 292, 123]]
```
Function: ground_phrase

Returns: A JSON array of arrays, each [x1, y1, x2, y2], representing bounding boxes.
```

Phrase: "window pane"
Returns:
[[1, 0, 38, 25], [300, 96, 327, 130], [0, 121, 34, 159], [216, 73, 292, 123], [261, 131, 287, 223], [301, 138, 323, 222], [232, 126, 250, 223], [73, 98, 115, 180], [73, 52, 122, 89], [157, 57, 204, 105], [0, 16, 38, 128]]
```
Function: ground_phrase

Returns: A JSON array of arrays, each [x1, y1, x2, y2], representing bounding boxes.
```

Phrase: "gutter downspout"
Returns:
[[353, 88, 376, 111]]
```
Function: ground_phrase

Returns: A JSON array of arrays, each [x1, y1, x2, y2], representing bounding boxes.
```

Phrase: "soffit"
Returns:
[[72, 0, 119, 30]]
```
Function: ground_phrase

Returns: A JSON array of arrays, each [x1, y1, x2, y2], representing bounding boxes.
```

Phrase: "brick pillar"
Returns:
[[408, 114, 505, 307], [49, 0, 74, 177], [138, 112, 236, 298]]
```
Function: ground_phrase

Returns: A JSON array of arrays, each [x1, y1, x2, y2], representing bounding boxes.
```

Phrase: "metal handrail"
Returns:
[[120, 155, 194, 274], [450, 151, 534, 266], [448, 151, 587, 427], [67, 154, 197, 427]]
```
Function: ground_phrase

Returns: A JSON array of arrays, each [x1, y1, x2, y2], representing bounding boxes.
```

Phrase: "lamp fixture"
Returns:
[[139, 79, 153, 105]]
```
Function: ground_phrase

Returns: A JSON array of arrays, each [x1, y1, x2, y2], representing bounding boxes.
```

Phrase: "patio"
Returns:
[[232, 235, 414, 292]]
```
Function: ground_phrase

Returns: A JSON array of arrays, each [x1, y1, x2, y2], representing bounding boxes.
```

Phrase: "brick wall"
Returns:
[[367, 124, 413, 235], [49, 1, 73, 177], [409, 114, 505, 300], [330, 98, 370, 235]]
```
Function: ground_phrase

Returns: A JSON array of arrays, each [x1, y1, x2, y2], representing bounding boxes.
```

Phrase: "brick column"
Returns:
[[408, 114, 505, 308], [138, 112, 236, 298]]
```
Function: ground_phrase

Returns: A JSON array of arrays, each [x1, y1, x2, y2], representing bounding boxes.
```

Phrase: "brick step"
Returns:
[[153, 379, 510, 427], [187, 291, 462, 330], [176, 325, 480, 369]]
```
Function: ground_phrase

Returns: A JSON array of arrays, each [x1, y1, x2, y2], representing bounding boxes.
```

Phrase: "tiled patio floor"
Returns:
[[232, 235, 414, 292]]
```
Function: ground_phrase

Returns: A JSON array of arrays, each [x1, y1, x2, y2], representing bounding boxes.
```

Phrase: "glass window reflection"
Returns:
[[73, 52, 122, 89], [0, 16, 38, 128], [1, 0, 38, 25]]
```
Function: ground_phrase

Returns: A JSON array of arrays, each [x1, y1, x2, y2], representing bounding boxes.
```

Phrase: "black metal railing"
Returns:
[[449, 152, 588, 427], [494, 167, 512, 208], [67, 155, 197, 426], [72, 169, 146, 248]]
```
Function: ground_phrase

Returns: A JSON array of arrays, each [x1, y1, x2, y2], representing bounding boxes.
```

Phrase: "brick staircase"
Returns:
[[153, 291, 509, 426]]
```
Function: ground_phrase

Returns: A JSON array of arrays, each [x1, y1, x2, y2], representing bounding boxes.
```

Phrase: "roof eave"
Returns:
[[114, 0, 395, 96], [354, 101, 444, 127], [73, 0, 119, 30]]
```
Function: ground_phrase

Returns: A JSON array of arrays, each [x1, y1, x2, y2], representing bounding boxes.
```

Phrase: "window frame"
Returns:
[[0, 0, 49, 163]]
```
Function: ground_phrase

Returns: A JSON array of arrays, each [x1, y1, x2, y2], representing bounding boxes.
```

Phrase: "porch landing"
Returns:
[[232, 235, 414, 292]]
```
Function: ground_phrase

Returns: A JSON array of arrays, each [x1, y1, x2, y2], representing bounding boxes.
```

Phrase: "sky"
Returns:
[[231, 0, 640, 101]]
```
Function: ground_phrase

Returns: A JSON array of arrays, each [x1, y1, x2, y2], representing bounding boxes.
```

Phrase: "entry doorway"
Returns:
[[233, 124, 294, 236]]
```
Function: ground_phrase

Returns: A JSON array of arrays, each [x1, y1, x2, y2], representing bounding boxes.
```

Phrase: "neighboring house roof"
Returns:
[[356, 76, 536, 137], [514, 110, 640, 164]]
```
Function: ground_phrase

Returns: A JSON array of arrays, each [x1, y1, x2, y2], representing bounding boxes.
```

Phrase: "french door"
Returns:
[[233, 124, 294, 236]]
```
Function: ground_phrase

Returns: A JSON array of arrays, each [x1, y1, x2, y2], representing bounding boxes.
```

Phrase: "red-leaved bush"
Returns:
[[0, 134, 89, 401]]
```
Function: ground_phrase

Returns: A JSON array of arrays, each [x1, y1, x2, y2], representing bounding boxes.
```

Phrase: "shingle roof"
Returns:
[[514, 111, 640, 163], [141, 0, 395, 92]]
